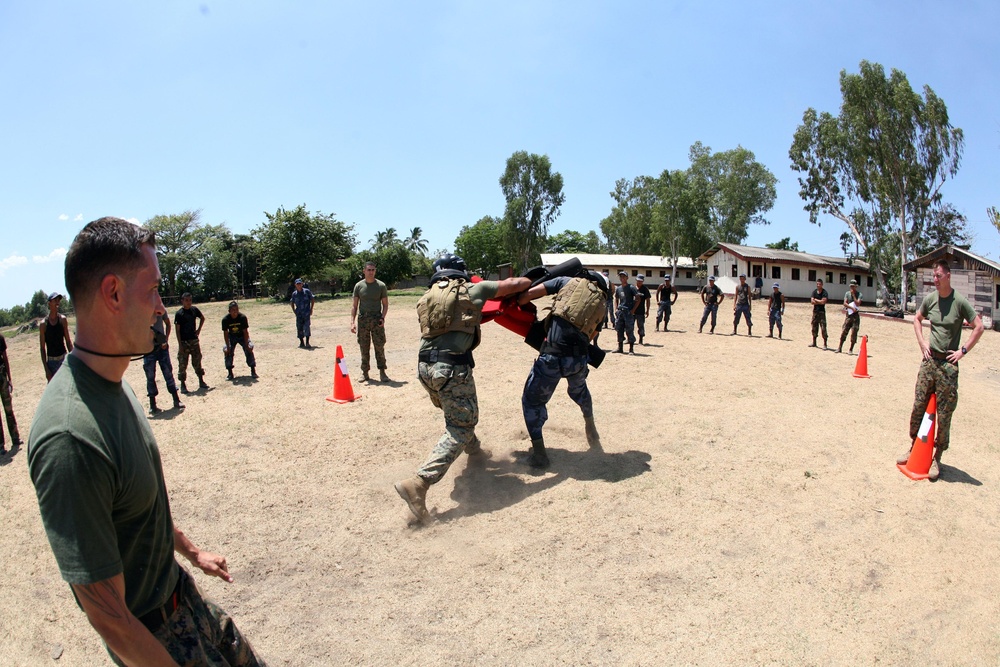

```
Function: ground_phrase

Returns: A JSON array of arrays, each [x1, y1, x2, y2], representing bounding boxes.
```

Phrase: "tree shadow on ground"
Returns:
[[939, 464, 983, 486], [435, 447, 652, 521]]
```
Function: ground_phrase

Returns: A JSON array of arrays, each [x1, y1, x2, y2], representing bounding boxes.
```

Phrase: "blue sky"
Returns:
[[1, 0, 997, 308]]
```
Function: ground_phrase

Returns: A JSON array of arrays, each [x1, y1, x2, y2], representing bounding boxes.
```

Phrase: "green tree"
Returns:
[[687, 141, 777, 245], [765, 237, 800, 251], [499, 151, 566, 271], [650, 169, 706, 280], [546, 230, 603, 253], [27, 290, 49, 319], [789, 60, 964, 305], [371, 227, 399, 250], [405, 227, 429, 255], [988, 207, 999, 235], [455, 216, 508, 278], [336, 244, 414, 291], [599, 176, 660, 254], [255, 204, 356, 295]]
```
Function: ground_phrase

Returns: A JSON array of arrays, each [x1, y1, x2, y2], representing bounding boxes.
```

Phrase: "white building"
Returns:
[[698, 243, 877, 303], [540, 253, 700, 290], [904, 245, 1000, 330]]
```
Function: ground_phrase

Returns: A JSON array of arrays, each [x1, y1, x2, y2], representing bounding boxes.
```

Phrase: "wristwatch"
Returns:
[[961, 346, 968, 355]]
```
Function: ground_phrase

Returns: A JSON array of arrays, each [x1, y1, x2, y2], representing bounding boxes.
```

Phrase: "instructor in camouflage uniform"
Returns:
[[897, 259, 983, 480], [394, 254, 530, 524], [351, 262, 390, 382], [837, 280, 862, 354], [517, 271, 607, 468], [809, 279, 829, 348], [174, 292, 209, 393]]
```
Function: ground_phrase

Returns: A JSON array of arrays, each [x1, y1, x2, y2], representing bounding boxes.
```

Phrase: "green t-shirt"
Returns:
[[27, 354, 178, 617], [919, 289, 977, 354], [419, 280, 500, 355], [353, 279, 388, 315]]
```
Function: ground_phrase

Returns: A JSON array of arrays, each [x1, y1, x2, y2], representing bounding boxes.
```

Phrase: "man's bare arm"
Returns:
[[173, 527, 233, 582], [72, 576, 178, 666], [495, 277, 532, 299], [62, 317, 73, 352]]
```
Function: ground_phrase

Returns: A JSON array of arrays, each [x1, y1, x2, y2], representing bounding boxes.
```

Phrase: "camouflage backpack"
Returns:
[[416, 278, 481, 339]]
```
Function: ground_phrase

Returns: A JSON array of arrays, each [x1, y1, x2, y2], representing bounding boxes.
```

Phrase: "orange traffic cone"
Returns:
[[852, 335, 871, 378], [326, 345, 360, 403], [898, 393, 936, 480]]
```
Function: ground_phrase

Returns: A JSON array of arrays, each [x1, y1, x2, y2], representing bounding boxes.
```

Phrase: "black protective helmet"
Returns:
[[586, 269, 612, 299], [430, 253, 469, 284]]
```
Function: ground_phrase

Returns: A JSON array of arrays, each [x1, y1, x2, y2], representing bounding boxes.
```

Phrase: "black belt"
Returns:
[[138, 569, 184, 633], [929, 350, 952, 360], [418, 350, 474, 367]]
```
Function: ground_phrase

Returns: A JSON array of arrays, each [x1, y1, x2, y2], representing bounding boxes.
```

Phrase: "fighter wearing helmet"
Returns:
[[394, 254, 532, 523]]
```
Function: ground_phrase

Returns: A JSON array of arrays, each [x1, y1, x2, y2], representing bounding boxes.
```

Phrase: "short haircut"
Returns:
[[933, 259, 951, 274], [228, 301, 239, 309], [816, 278, 824, 284], [181, 292, 193, 299], [365, 261, 377, 269], [65, 217, 156, 308]]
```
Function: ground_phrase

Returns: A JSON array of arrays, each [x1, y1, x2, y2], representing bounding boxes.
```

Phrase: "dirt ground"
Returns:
[[1, 291, 999, 666]]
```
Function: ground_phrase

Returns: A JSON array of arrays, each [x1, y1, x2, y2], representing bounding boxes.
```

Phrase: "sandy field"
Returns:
[[1, 291, 999, 666]]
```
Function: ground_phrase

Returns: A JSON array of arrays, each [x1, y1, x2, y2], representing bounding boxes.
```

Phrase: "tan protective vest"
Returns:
[[548, 277, 606, 337], [417, 278, 482, 339]]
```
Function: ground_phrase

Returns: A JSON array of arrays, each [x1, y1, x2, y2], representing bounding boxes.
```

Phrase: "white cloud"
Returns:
[[126, 217, 140, 224], [33, 248, 67, 264], [0, 254, 29, 277], [58, 214, 69, 221], [74, 213, 83, 221]]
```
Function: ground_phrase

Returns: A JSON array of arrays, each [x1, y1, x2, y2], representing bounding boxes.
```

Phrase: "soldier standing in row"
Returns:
[[767, 283, 785, 339], [394, 254, 530, 524], [290, 278, 315, 349], [614, 271, 639, 354], [351, 262, 390, 382], [655, 275, 677, 332], [733, 273, 753, 336], [174, 292, 209, 393], [39, 292, 73, 382], [809, 279, 829, 348], [143, 313, 184, 414], [699, 276, 724, 334], [223, 301, 258, 380], [634, 275, 651, 344], [837, 280, 862, 354], [0, 332, 21, 455]]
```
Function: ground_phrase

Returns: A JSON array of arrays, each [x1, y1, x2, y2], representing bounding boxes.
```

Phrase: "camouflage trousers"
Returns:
[[0, 367, 19, 445], [176, 339, 205, 383], [522, 353, 592, 441], [840, 313, 860, 347], [811, 310, 828, 341], [416, 361, 481, 484], [295, 312, 311, 338], [357, 313, 386, 373], [909, 358, 960, 452], [656, 301, 672, 329], [615, 309, 636, 344], [109, 568, 266, 667]]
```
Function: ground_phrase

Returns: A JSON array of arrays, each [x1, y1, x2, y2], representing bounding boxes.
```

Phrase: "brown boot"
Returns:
[[928, 450, 942, 481], [379, 369, 390, 382], [896, 445, 913, 465], [394, 476, 431, 523]]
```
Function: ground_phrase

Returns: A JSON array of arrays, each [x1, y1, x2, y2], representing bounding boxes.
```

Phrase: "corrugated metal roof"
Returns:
[[903, 245, 1000, 277], [540, 253, 697, 268], [699, 243, 871, 272]]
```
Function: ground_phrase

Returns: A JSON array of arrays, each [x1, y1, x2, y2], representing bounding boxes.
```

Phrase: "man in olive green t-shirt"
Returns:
[[351, 261, 390, 382], [28, 218, 265, 665], [897, 259, 984, 480]]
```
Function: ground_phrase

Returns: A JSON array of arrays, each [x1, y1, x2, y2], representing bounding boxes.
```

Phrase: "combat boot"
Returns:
[[809, 337, 817, 347], [362, 370, 371, 381], [584, 416, 601, 449], [379, 369, 390, 382], [526, 437, 550, 468], [251, 368, 259, 379], [170, 390, 185, 410], [928, 449, 942, 481], [298, 338, 305, 348], [628, 343, 634, 355], [849, 344, 855, 355], [896, 445, 912, 465], [616, 342, 623, 354], [149, 397, 161, 415], [836, 341, 844, 353], [199, 377, 209, 390], [180, 381, 189, 394], [394, 476, 431, 523], [748, 325, 752, 337], [228, 369, 235, 380], [305, 337, 311, 349]]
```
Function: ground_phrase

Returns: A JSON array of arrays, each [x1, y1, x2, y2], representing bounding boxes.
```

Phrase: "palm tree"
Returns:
[[405, 226, 429, 255], [371, 227, 398, 250]]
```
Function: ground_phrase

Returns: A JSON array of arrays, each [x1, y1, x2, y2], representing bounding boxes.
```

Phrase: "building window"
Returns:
[[867, 276, 873, 287], [686, 271, 693, 279], [632, 269, 638, 277], [808, 269, 817, 282], [792, 268, 801, 281], [659, 270, 666, 277], [826, 271, 834, 284], [732, 264, 738, 277], [854, 274, 861, 285], [839, 273, 847, 284], [713, 265, 719, 277], [771, 266, 781, 279]]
